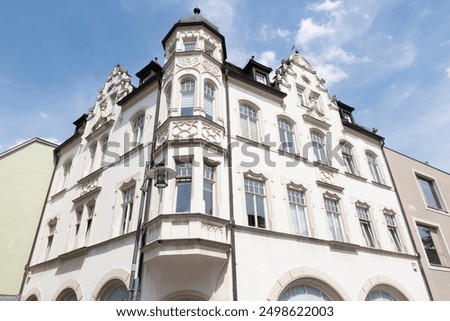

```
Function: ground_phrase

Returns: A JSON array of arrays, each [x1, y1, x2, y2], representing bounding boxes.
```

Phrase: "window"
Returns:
[[57, 289, 78, 301], [184, 41, 196, 52], [99, 282, 129, 301], [203, 83, 215, 121], [324, 197, 344, 241], [75, 208, 82, 237], [165, 86, 172, 107], [366, 152, 382, 183], [244, 178, 266, 228], [132, 114, 145, 144], [279, 285, 331, 301], [180, 80, 195, 116], [240, 104, 258, 141], [311, 130, 327, 165], [205, 45, 214, 56], [255, 72, 267, 84], [340, 142, 357, 175], [278, 119, 296, 154], [288, 189, 308, 236], [121, 186, 135, 234], [46, 220, 57, 257], [203, 164, 215, 214], [384, 212, 402, 252], [61, 160, 72, 189], [101, 136, 109, 166], [297, 88, 305, 106], [417, 176, 443, 210], [175, 162, 192, 212], [365, 290, 397, 301], [356, 205, 375, 247], [88, 143, 97, 173], [417, 224, 443, 265], [86, 203, 95, 237], [342, 111, 352, 123]]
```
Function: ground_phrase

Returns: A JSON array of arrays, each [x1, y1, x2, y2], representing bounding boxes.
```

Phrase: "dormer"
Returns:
[[136, 59, 163, 86], [336, 100, 355, 124], [243, 58, 272, 85], [161, 8, 227, 63]]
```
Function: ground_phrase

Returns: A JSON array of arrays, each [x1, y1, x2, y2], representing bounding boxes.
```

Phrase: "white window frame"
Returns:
[[244, 177, 266, 228], [384, 211, 402, 252], [255, 71, 267, 84], [132, 114, 145, 144], [288, 188, 308, 236], [184, 41, 196, 52], [175, 162, 193, 213], [121, 186, 135, 234], [203, 83, 215, 121], [356, 204, 376, 247], [61, 160, 72, 189], [416, 175, 444, 210], [85, 203, 95, 237], [324, 196, 344, 241], [203, 164, 215, 215], [278, 118, 296, 154], [239, 104, 259, 141], [366, 152, 383, 183], [311, 130, 328, 165], [340, 142, 357, 175], [297, 87, 305, 106], [180, 80, 195, 116]]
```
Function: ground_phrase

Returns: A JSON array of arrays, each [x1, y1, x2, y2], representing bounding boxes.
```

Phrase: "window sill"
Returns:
[[371, 180, 391, 190], [329, 240, 360, 252], [428, 264, 450, 272], [236, 135, 272, 150], [425, 206, 449, 215], [344, 172, 367, 182]]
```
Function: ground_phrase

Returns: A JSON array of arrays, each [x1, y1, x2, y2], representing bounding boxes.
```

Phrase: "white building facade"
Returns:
[[22, 9, 430, 301]]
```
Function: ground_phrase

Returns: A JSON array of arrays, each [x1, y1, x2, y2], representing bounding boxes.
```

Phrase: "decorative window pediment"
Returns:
[[286, 182, 307, 192], [243, 170, 267, 181]]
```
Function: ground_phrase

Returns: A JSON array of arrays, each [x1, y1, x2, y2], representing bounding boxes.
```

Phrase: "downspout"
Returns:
[[19, 148, 60, 300], [381, 140, 434, 301], [128, 66, 164, 301], [223, 67, 238, 301]]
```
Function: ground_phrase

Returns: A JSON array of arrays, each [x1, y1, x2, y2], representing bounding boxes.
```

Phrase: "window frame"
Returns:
[[384, 210, 402, 252], [180, 79, 196, 117], [323, 195, 344, 242], [121, 185, 136, 235], [239, 104, 259, 141], [416, 223, 448, 266], [184, 41, 196, 52], [203, 82, 215, 121], [416, 175, 444, 211], [366, 151, 383, 184], [287, 187, 308, 236], [340, 141, 357, 175], [278, 118, 296, 154], [311, 130, 328, 165], [203, 163, 216, 215], [175, 161, 193, 213], [244, 177, 267, 229], [355, 203, 376, 248], [132, 113, 145, 144]]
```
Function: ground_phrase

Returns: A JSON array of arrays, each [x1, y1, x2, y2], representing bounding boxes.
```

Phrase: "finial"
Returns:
[[194, 7, 201, 15]]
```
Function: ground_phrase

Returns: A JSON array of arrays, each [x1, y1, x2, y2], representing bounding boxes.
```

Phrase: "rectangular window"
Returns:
[[297, 88, 305, 106], [203, 165, 215, 215], [61, 161, 72, 189], [288, 189, 308, 236], [385, 213, 402, 252], [180, 80, 195, 116], [88, 144, 97, 173], [417, 176, 443, 210], [417, 224, 442, 265], [75, 208, 82, 237], [278, 119, 296, 154], [184, 42, 196, 51], [324, 198, 344, 241], [86, 204, 95, 237], [356, 206, 375, 247], [255, 72, 267, 84], [121, 186, 135, 234], [367, 153, 382, 183], [46, 221, 56, 257], [176, 162, 192, 212], [244, 178, 266, 228], [340, 143, 357, 175], [203, 84, 214, 121], [311, 131, 327, 165], [240, 105, 258, 141]]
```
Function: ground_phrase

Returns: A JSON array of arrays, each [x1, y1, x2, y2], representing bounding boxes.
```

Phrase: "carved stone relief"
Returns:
[[172, 121, 198, 139]]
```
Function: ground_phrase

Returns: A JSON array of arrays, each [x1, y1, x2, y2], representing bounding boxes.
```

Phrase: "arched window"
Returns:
[[278, 118, 296, 154], [132, 114, 145, 144], [203, 83, 215, 120], [240, 104, 258, 141], [365, 290, 397, 301], [311, 130, 327, 165], [279, 284, 332, 301], [340, 141, 357, 175], [56, 288, 77, 301], [100, 135, 109, 166], [366, 151, 383, 183], [98, 280, 129, 301], [26, 295, 38, 301], [180, 79, 195, 116]]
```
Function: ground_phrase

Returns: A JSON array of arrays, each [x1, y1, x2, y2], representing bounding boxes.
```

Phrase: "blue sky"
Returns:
[[1, 0, 449, 172]]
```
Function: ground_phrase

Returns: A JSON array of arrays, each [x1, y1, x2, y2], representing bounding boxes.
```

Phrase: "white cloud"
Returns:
[[315, 63, 348, 85], [386, 42, 417, 69], [39, 112, 50, 119], [446, 67, 450, 78], [308, 0, 343, 12], [257, 51, 278, 68], [295, 18, 336, 48], [323, 46, 363, 65], [259, 25, 291, 42]]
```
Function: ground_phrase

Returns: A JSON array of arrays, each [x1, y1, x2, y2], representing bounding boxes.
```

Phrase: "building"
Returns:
[[384, 148, 450, 300], [0, 138, 57, 300], [21, 9, 430, 301]]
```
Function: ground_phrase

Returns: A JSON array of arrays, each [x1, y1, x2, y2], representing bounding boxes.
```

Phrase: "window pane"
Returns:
[[176, 181, 191, 212], [418, 178, 442, 209], [417, 225, 441, 265], [203, 180, 213, 215], [256, 195, 266, 228]]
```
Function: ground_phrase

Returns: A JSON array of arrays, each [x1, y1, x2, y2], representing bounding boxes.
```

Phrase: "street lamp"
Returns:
[[146, 163, 177, 189]]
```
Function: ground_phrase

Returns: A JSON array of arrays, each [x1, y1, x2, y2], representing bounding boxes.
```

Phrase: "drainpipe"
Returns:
[[381, 140, 434, 301], [129, 65, 164, 301], [223, 67, 238, 301]]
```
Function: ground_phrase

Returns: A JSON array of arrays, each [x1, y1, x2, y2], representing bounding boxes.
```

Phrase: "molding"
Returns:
[[316, 180, 345, 192], [243, 169, 268, 181], [302, 114, 331, 130], [72, 186, 102, 204]]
